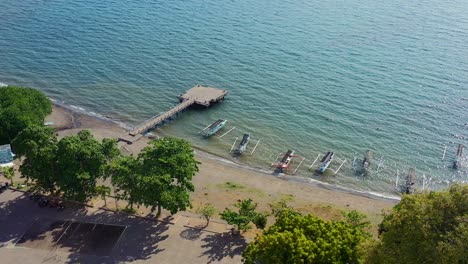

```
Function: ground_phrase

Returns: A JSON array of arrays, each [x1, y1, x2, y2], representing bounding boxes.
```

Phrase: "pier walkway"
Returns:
[[127, 85, 227, 137]]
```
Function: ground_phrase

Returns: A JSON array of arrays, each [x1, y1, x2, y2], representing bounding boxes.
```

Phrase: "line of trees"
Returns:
[[12, 125, 199, 216], [2, 86, 200, 217]]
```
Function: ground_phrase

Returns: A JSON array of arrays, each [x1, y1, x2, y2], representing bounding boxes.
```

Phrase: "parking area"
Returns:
[[16, 219, 126, 256], [0, 189, 247, 263]]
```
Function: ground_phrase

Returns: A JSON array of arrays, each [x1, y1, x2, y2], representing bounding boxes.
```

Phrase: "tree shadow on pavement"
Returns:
[[200, 232, 248, 263], [63, 211, 170, 263], [0, 190, 171, 263], [180, 227, 204, 241]]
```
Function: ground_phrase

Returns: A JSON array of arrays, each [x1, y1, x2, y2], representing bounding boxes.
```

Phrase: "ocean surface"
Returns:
[[1, 0, 467, 195]]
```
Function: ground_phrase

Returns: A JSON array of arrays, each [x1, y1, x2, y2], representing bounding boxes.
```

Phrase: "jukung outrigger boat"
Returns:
[[363, 150, 372, 171], [453, 144, 464, 170], [235, 134, 250, 154], [200, 119, 227, 137], [318, 152, 334, 174], [271, 150, 305, 174], [229, 134, 261, 156]]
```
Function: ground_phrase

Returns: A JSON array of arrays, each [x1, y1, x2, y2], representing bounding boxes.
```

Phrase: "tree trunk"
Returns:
[[156, 204, 162, 219], [103, 195, 107, 207]]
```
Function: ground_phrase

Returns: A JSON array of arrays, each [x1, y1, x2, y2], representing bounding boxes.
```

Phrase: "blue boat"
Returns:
[[319, 152, 334, 173], [202, 119, 227, 137]]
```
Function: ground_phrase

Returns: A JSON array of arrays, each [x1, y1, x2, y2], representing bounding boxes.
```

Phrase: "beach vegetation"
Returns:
[[196, 203, 217, 225], [242, 212, 367, 264], [12, 125, 58, 192], [220, 198, 265, 232], [13, 127, 119, 202], [342, 210, 372, 237], [95, 185, 111, 207], [1, 166, 15, 185], [269, 199, 300, 218], [0, 86, 51, 144], [55, 130, 118, 201], [107, 137, 199, 218], [366, 184, 468, 264]]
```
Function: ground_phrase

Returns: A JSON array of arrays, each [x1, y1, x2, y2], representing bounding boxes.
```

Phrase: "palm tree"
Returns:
[[1, 166, 15, 185], [95, 185, 111, 207]]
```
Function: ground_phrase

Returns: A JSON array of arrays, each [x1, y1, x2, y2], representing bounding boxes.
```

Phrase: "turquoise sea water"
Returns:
[[1, 0, 467, 195]]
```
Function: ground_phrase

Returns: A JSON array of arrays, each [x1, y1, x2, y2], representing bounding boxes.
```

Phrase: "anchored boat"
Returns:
[[271, 150, 296, 173], [201, 119, 227, 137], [319, 152, 334, 173], [453, 144, 464, 169], [363, 150, 372, 170], [405, 168, 416, 194], [233, 134, 250, 155]]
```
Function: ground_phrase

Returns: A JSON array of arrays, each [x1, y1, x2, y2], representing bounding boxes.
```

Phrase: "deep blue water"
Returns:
[[1, 0, 467, 194]]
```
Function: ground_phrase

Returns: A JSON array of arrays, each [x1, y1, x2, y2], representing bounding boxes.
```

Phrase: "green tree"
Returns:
[[0, 86, 52, 144], [220, 199, 264, 232], [105, 137, 199, 217], [242, 213, 367, 264], [106, 155, 141, 210], [368, 184, 468, 264], [1, 166, 15, 185], [55, 130, 118, 202], [95, 185, 111, 206], [269, 199, 300, 218], [342, 210, 371, 237], [11, 125, 58, 192], [197, 203, 217, 225], [137, 137, 199, 217]]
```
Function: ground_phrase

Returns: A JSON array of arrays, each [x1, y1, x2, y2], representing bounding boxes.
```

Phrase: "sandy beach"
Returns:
[[44, 104, 397, 228]]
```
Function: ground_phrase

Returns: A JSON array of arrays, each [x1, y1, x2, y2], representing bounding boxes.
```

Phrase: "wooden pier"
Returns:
[[128, 85, 227, 136]]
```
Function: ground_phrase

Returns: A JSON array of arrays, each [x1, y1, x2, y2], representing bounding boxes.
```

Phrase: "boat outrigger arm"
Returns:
[[229, 134, 261, 155]]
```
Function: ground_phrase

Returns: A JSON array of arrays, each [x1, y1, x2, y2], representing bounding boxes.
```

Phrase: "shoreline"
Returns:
[[45, 102, 398, 226], [50, 101, 400, 203]]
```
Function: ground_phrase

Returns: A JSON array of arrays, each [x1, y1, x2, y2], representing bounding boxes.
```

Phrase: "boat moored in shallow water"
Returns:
[[319, 152, 334, 173], [233, 134, 250, 155], [363, 150, 372, 171], [201, 119, 227, 137]]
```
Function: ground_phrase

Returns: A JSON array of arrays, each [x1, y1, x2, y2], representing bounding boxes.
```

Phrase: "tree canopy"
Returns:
[[220, 198, 267, 231], [11, 125, 58, 192], [242, 211, 367, 264], [106, 137, 199, 217], [368, 184, 468, 264], [0, 86, 52, 144], [13, 127, 119, 202], [55, 130, 117, 201]]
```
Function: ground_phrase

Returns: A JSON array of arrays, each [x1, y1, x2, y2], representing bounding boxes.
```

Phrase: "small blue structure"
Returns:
[[0, 144, 14, 164]]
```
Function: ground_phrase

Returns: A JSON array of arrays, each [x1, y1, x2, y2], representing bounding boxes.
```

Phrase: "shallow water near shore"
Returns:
[[1, 0, 467, 195]]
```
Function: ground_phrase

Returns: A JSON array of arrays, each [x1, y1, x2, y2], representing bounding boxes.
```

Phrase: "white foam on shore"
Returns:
[[51, 100, 132, 130], [195, 148, 401, 202], [0, 82, 8, 87]]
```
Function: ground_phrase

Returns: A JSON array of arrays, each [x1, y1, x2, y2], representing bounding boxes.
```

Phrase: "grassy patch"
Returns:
[[216, 182, 266, 197], [219, 181, 246, 190]]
